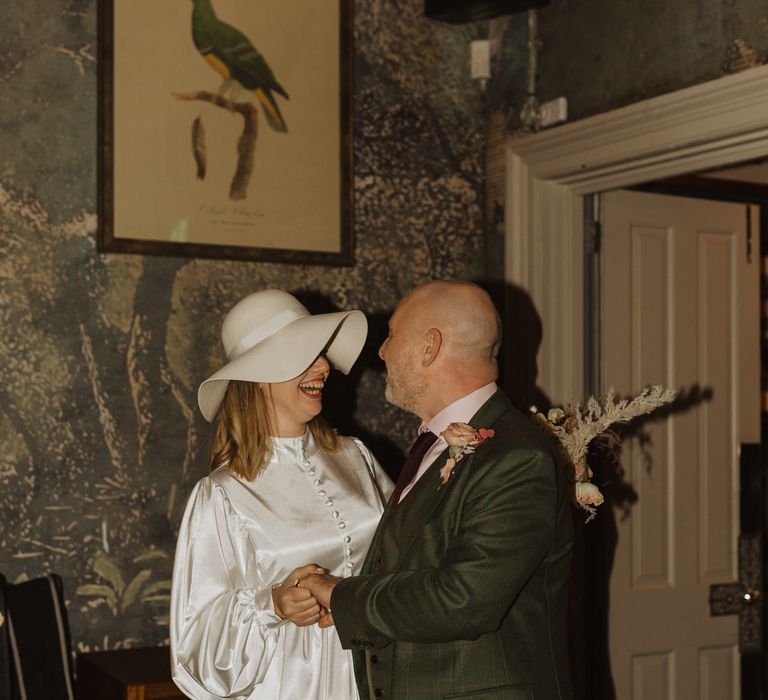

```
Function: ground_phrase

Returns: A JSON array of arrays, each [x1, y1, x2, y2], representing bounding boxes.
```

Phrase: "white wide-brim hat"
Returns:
[[198, 290, 367, 422]]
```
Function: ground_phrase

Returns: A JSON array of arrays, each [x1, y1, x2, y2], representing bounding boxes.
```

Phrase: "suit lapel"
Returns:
[[361, 448, 436, 573], [389, 390, 512, 569], [361, 441, 454, 574], [361, 391, 516, 575]]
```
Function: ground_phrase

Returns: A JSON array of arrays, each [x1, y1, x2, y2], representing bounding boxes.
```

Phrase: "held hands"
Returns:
[[272, 564, 326, 626], [272, 564, 342, 628], [297, 572, 342, 629]]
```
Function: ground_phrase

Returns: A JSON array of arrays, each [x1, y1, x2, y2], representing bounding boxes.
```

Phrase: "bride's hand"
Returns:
[[272, 564, 326, 626]]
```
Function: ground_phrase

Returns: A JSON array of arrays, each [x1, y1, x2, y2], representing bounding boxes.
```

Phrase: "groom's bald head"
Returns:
[[400, 281, 501, 362], [379, 280, 501, 421]]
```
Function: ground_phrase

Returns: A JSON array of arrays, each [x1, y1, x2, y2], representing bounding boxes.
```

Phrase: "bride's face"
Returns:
[[264, 354, 330, 437]]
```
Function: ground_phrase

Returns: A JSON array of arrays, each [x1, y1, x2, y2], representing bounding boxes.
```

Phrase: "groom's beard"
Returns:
[[384, 371, 426, 416]]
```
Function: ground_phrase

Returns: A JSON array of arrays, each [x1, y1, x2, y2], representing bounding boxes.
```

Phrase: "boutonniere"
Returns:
[[438, 422, 495, 485]]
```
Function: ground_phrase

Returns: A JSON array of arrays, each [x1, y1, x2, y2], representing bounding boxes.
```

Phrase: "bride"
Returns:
[[170, 290, 392, 699]]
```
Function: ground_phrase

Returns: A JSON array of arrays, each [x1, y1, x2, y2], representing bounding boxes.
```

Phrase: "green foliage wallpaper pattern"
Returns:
[[0, 0, 487, 650]]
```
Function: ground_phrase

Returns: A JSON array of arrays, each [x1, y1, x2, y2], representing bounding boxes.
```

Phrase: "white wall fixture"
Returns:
[[539, 97, 568, 128], [470, 39, 492, 86]]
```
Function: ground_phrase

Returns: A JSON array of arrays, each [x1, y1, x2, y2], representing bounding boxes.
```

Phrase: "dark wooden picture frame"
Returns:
[[98, 0, 354, 265]]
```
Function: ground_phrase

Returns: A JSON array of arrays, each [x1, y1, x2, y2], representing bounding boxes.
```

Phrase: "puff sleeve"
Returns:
[[170, 478, 284, 699]]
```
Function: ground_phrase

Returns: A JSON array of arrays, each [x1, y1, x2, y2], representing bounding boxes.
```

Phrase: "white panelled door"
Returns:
[[601, 190, 761, 700]]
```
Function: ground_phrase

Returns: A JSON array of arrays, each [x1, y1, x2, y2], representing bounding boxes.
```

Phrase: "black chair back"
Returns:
[[0, 573, 75, 700]]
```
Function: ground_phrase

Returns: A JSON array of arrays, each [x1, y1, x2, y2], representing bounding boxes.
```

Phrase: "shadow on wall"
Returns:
[[582, 384, 714, 700], [486, 281, 720, 700], [496, 282, 552, 415]]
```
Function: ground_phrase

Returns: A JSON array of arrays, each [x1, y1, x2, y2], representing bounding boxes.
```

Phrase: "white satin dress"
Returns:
[[170, 431, 392, 700]]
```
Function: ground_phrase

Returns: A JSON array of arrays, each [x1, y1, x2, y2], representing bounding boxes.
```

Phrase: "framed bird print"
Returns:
[[98, 0, 354, 265]]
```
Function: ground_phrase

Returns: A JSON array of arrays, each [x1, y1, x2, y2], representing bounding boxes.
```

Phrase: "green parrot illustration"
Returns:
[[191, 0, 289, 133]]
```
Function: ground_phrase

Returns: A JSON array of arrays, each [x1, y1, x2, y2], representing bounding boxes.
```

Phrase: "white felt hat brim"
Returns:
[[197, 309, 367, 422]]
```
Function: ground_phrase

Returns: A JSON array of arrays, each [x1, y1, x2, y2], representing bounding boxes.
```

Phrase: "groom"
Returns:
[[303, 281, 574, 699]]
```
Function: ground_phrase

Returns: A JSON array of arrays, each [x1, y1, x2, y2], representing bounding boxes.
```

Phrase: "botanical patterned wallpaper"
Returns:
[[0, 0, 487, 650]]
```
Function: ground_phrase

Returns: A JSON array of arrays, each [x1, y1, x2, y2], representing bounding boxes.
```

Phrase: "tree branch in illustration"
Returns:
[[174, 91, 259, 200]]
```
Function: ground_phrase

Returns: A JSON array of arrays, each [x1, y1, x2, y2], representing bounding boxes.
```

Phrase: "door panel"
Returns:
[[601, 190, 760, 699], [632, 651, 673, 700]]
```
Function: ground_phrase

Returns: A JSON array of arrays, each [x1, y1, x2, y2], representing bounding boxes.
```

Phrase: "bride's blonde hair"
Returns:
[[209, 379, 340, 481]]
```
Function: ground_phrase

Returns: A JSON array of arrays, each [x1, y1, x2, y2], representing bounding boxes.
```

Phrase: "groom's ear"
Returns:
[[422, 328, 442, 367]]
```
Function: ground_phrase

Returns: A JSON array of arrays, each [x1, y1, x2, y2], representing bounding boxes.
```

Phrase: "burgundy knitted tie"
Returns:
[[391, 431, 438, 505]]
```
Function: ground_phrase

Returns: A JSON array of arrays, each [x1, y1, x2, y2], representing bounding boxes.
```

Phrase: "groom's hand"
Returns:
[[298, 573, 341, 627], [272, 564, 326, 626], [318, 607, 335, 629]]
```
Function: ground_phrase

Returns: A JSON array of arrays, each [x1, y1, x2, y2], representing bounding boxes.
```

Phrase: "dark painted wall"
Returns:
[[491, 0, 768, 130], [0, 0, 487, 651]]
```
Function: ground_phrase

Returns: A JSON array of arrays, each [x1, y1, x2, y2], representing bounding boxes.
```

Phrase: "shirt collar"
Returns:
[[421, 382, 498, 440]]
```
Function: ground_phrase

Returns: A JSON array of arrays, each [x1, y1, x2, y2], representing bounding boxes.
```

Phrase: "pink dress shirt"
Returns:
[[397, 382, 498, 502]]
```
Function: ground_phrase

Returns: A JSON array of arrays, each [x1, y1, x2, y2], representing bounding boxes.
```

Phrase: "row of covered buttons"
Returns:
[[300, 450, 355, 573]]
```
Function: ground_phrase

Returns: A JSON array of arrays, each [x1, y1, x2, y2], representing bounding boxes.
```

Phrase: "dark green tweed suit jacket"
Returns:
[[332, 390, 574, 700]]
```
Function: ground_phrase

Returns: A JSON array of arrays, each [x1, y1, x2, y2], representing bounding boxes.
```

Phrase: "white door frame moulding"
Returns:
[[505, 64, 768, 404]]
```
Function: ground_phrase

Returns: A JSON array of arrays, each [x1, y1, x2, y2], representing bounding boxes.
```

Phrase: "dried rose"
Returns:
[[532, 412, 551, 429], [442, 422, 481, 448], [576, 481, 604, 507], [547, 407, 566, 424]]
